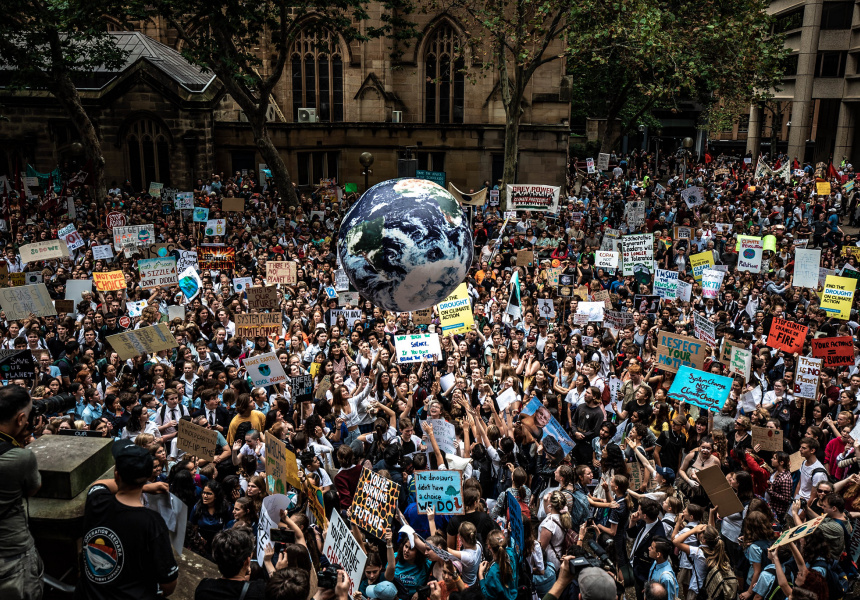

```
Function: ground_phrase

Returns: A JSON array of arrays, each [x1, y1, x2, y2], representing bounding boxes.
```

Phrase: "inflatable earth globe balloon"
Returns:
[[338, 178, 474, 312]]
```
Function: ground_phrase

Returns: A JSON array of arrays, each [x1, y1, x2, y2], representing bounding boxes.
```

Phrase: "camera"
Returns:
[[30, 394, 76, 431], [317, 564, 341, 589]]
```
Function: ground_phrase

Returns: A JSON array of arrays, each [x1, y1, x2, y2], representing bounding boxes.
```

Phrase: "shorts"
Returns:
[[0, 548, 44, 600]]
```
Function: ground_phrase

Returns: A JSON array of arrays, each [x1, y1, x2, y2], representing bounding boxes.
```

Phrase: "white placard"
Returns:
[[126, 300, 147, 317], [537, 298, 556, 319], [794, 249, 821, 289], [322, 510, 367, 597], [205, 219, 226, 236], [394, 333, 442, 364], [676, 280, 693, 303], [654, 269, 679, 300], [595, 251, 619, 270], [701, 269, 724, 298], [426, 419, 457, 455], [681, 186, 706, 208], [92, 245, 114, 260], [737, 237, 763, 273], [576, 301, 605, 322], [244, 352, 288, 387], [176, 250, 198, 273], [58, 224, 84, 251], [621, 234, 653, 276], [496, 387, 518, 412], [257, 494, 292, 565], [795, 356, 821, 400], [233, 277, 253, 293]]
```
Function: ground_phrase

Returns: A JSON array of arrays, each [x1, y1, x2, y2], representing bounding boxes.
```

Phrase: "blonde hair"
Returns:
[[548, 491, 572, 530]]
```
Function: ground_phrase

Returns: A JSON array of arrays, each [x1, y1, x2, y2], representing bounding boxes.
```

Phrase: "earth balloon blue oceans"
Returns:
[[337, 178, 474, 312]]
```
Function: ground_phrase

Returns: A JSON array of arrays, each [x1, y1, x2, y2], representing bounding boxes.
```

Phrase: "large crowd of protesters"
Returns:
[[1, 148, 860, 600]]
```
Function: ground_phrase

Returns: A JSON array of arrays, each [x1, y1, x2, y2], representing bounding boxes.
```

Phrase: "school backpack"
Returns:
[[811, 557, 850, 600], [695, 566, 739, 600]]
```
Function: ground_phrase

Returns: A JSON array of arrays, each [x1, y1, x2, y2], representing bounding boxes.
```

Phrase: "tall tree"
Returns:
[[565, 0, 786, 153], [0, 1, 128, 203], [145, 0, 416, 207], [438, 0, 573, 209]]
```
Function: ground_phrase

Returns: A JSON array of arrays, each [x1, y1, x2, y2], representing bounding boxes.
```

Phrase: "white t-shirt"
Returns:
[[458, 546, 482, 586], [798, 459, 828, 500]]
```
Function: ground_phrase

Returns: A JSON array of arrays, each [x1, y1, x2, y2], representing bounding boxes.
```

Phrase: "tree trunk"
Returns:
[[500, 113, 521, 212], [249, 118, 299, 208], [51, 70, 107, 202], [600, 118, 623, 154]]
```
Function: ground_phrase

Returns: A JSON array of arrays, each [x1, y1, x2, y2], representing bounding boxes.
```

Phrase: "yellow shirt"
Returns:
[[226, 410, 267, 445]]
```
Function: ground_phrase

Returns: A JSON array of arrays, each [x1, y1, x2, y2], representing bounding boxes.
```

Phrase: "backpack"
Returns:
[[515, 550, 534, 600], [811, 557, 850, 600], [695, 566, 739, 600], [550, 516, 579, 556], [811, 466, 839, 487]]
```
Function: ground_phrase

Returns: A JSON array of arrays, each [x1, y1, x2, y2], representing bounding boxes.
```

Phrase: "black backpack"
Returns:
[[811, 467, 839, 486]]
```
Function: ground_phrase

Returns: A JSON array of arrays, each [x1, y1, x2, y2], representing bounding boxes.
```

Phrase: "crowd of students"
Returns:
[[1, 152, 860, 600]]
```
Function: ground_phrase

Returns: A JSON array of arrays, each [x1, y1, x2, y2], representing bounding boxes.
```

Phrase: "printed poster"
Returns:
[[243, 352, 288, 387], [436, 283, 473, 336], [506, 184, 561, 212], [821, 275, 856, 320], [199, 245, 236, 270], [689, 251, 714, 283], [521, 396, 575, 456]]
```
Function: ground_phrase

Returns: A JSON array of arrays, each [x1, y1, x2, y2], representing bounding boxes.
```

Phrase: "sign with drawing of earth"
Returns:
[[243, 352, 286, 387]]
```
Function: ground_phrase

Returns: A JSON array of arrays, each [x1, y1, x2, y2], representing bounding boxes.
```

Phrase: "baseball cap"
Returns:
[[579, 567, 616, 600], [365, 581, 398, 600], [112, 439, 154, 482], [655, 465, 676, 484]]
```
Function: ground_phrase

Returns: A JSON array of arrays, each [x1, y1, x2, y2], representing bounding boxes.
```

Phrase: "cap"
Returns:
[[579, 567, 617, 600], [655, 465, 676, 484], [112, 439, 154, 482], [365, 581, 398, 600]]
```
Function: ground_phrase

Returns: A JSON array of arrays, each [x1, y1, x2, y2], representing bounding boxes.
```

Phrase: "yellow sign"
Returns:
[[436, 283, 473, 336], [816, 181, 831, 196], [763, 235, 777, 253], [690, 251, 715, 284], [821, 275, 856, 320], [284, 448, 302, 489], [93, 271, 127, 292]]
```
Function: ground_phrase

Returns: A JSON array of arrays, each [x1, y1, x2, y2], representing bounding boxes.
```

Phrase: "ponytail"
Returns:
[[549, 491, 572, 530], [701, 525, 732, 572], [487, 530, 513, 585]]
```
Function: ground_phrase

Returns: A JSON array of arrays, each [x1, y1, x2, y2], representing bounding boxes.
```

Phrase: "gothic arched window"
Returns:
[[125, 119, 171, 192], [290, 28, 344, 122], [424, 24, 465, 124]]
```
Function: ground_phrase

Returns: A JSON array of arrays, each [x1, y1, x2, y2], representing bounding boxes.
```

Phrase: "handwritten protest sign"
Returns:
[[291, 374, 313, 404], [604, 310, 635, 331], [752, 426, 784, 452], [657, 331, 706, 372], [680, 186, 706, 208], [794, 356, 821, 399], [811, 336, 855, 367], [668, 365, 733, 412], [176, 420, 218, 461], [350, 468, 400, 538], [266, 261, 297, 285], [0, 350, 35, 379], [246, 285, 278, 311], [236, 313, 281, 337], [106, 323, 178, 360], [505, 184, 561, 212], [693, 312, 717, 348], [193, 207, 209, 222], [138, 257, 178, 289], [654, 269, 679, 300], [92, 245, 114, 261], [621, 234, 653, 276], [204, 219, 226, 236], [0, 285, 57, 320], [58, 224, 84, 251], [729, 345, 752, 380], [794, 249, 821, 289], [416, 470, 464, 515], [395, 333, 441, 364], [426, 418, 457, 455], [772, 516, 826, 549], [737, 237, 763, 273], [323, 510, 367, 596], [701, 269, 724, 298], [93, 271, 127, 292], [113, 224, 154, 250], [437, 283, 473, 335], [256, 495, 291, 565], [768, 318, 807, 354], [595, 251, 619, 270], [20, 240, 69, 263], [821, 275, 856, 319], [265, 432, 288, 495], [677, 280, 693, 303], [244, 352, 287, 387]]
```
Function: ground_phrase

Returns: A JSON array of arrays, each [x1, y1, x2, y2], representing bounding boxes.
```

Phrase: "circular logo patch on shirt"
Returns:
[[83, 527, 124, 583]]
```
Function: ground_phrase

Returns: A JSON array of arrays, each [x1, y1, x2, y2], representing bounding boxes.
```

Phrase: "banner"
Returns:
[[415, 470, 464, 515], [178, 266, 202, 301], [505, 184, 561, 212], [794, 356, 821, 399], [693, 312, 717, 347], [768, 318, 807, 354], [113, 224, 155, 250], [729, 345, 752, 380], [436, 283, 473, 335], [20, 239, 69, 263], [690, 251, 714, 283], [595, 251, 619, 270], [621, 234, 653, 276], [737, 237, 763, 273], [350, 468, 400, 539], [394, 333, 441, 364], [266, 261, 297, 285], [811, 336, 855, 367], [654, 269, 679, 300], [243, 352, 288, 387], [701, 269, 724, 298], [322, 510, 367, 597], [658, 331, 707, 372], [176, 420, 218, 461], [0, 350, 35, 380], [0, 284, 57, 320], [794, 249, 821, 289], [106, 323, 179, 360], [58, 224, 85, 251], [199, 245, 235, 270], [668, 365, 733, 412], [93, 271, 127, 292], [236, 313, 281, 338], [821, 275, 856, 319], [138, 257, 178, 289]]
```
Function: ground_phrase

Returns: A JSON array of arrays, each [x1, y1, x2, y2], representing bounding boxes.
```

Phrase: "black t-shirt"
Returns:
[[445, 511, 499, 557], [655, 429, 686, 473], [75, 484, 179, 600], [194, 579, 267, 600]]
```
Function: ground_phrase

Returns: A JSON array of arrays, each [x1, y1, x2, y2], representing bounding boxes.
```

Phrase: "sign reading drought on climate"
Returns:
[[436, 283, 473, 335]]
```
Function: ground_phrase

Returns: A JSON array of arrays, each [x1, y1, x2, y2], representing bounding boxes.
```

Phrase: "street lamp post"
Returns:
[[359, 152, 374, 192], [681, 136, 694, 183]]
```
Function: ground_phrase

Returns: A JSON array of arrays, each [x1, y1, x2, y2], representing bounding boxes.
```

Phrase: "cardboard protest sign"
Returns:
[[794, 249, 821, 289], [0, 350, 35, 379], [505, 184, 561, 212], [243, 352, 287, 387], [395, 333, 441, 364], [266, 261, 297, 285], [668, 365, 733, 412], [138, 257, 178, 289], [416, 470, 464, 515], [222, 197, 245, 212], [701, 269, 724, 299], [0, 284, 57, 320], [689, 251, 714, 283], [236, 313, 281, 338], [436, 283, 473, 336], [412, 308, 433, 325], [811, 336, 855, 367], [322, 510, 367, 596], [112, 224, 154, 250], [729, 345, 753, 380], [816, 181, 831, 196], [789, 451, 804, 472], [265, 432, 289, 495], [821, 275, 856, 320], [93, 271, 127, 292], [291, 374, 313, 404], [654, 269, 679, 300], [350, 468, 400, 539], [794, 356, 821, 399], [737, 237, 763, 273], [92, 245, 114, 261], [768, 318, 807, 354], [176, 420, 218, 461], [106, 323, 179, 360], [621, 234, 653, 276], [657, 331, 707, 372], [199, 245, 236, 270], [771, 516, 826, 550], [245, 285, 278, 311], [54, 299, 74, 314], [697, 465, 744, 516], [752, 426, 784, 452], [516, 250, 535, 267], [20, 240, 70, 263]]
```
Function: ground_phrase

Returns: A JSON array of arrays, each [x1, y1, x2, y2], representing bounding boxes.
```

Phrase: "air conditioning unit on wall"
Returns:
[[298, 108, 318, 123], [392, 111, 403, 123]]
